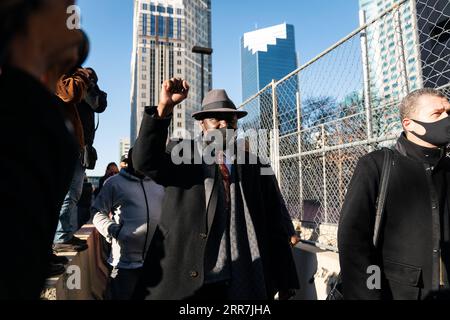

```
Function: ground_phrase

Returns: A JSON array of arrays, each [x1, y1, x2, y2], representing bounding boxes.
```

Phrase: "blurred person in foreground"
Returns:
[[0, 0, 83, 299]]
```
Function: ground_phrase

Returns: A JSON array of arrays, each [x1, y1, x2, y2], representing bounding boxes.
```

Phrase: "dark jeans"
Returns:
[[105, 267, 143, 300]]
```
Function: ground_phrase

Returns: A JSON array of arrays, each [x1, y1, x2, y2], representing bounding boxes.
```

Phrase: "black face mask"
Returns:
[[204, 127, 237, 150], [410, 117, 450, 147]]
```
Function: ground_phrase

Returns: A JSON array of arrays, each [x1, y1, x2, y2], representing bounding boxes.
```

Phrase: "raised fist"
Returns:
[[157, 78, 190, 118]]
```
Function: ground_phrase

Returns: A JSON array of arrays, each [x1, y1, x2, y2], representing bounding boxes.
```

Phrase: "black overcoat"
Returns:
[[132, 107, 299, 300]]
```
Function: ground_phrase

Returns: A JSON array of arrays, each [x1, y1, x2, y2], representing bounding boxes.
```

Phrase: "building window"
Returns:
[[142, 13, 147, 36], [158, 15, 165, 36], [150, 4, 155, 12], [168, 17, 174, 38], [150, 45, 155, 105], [143, 3, 148, 10], [169, 45, 174, 79], [150, 14, 156, 36], [157, 5, 165, 13], [167, 6, 174, 14], [176, 8, 182, 15], [177, 122, 182, 128], [160, 45, 164, 82], [177, 19, 182, 38], [177, 60, 182, 65]]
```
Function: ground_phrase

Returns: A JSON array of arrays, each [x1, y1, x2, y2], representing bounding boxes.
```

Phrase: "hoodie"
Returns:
[[92, 169, 164, 269]]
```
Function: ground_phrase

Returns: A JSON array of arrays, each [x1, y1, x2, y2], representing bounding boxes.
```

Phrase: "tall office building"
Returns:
[[241, 23, 298, 135], [359, 0, 450, 103], [241, 23, 297, 101], [130, 0, 212, 142], [119, 137, 131, 160]]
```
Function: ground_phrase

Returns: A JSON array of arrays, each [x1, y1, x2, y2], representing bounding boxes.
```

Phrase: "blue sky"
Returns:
[[77, 0, 360, 176]]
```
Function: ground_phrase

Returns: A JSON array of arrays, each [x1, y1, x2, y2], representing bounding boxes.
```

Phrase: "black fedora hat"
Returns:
[[192, 89, 248, 120]]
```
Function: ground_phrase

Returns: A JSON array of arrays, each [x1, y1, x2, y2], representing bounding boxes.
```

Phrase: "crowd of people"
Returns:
[[2, 0, 450, 302], [0, 0, 299, 301]]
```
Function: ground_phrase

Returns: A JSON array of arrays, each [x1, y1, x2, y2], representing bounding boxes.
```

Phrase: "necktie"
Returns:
[[217, 151, 231, 210]]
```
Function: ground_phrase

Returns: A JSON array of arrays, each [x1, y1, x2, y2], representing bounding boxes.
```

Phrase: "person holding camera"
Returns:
[[77, 67, 108, 172], [52, 33, 108, 253]]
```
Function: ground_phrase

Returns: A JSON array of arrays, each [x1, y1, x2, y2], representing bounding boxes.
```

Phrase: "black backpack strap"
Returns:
[[373, 148, 394, 248]]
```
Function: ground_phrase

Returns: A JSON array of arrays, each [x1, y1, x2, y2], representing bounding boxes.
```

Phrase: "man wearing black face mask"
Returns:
[[338, 88, 450, 300]]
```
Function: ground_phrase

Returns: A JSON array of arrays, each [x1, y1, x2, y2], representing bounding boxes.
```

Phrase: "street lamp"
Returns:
[[192, 46, 213, 102]]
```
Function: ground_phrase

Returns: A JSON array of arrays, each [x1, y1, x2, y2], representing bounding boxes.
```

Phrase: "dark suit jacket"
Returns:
[[132, 106, 299, 300]]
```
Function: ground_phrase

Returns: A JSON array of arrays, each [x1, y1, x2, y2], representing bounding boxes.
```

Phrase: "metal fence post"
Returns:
[[296, 91, 303, 221], [395, 5, 411, 96], [271, 80, 281, 181], [321, 124, 328, 224], [410, 0, 424, 90], [360, 9, 373, 150]]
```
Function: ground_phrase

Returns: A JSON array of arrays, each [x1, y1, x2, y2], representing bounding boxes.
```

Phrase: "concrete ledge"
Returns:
[[40, 223, 340, 300], [292, 242, 340, 300], [41, 225, 109, 300]]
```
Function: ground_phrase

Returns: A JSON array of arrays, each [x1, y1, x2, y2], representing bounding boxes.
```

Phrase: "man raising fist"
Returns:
[[132, 78, 299, 301]]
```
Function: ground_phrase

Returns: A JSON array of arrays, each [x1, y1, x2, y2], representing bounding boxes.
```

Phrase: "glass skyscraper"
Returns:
[[130, 0, 212, 143], [241, 23, 298, 135], [241, 23, 298, 101]]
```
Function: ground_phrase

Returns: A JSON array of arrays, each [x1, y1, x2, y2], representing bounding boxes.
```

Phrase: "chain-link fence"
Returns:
[[239, 0, 450, 252]]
